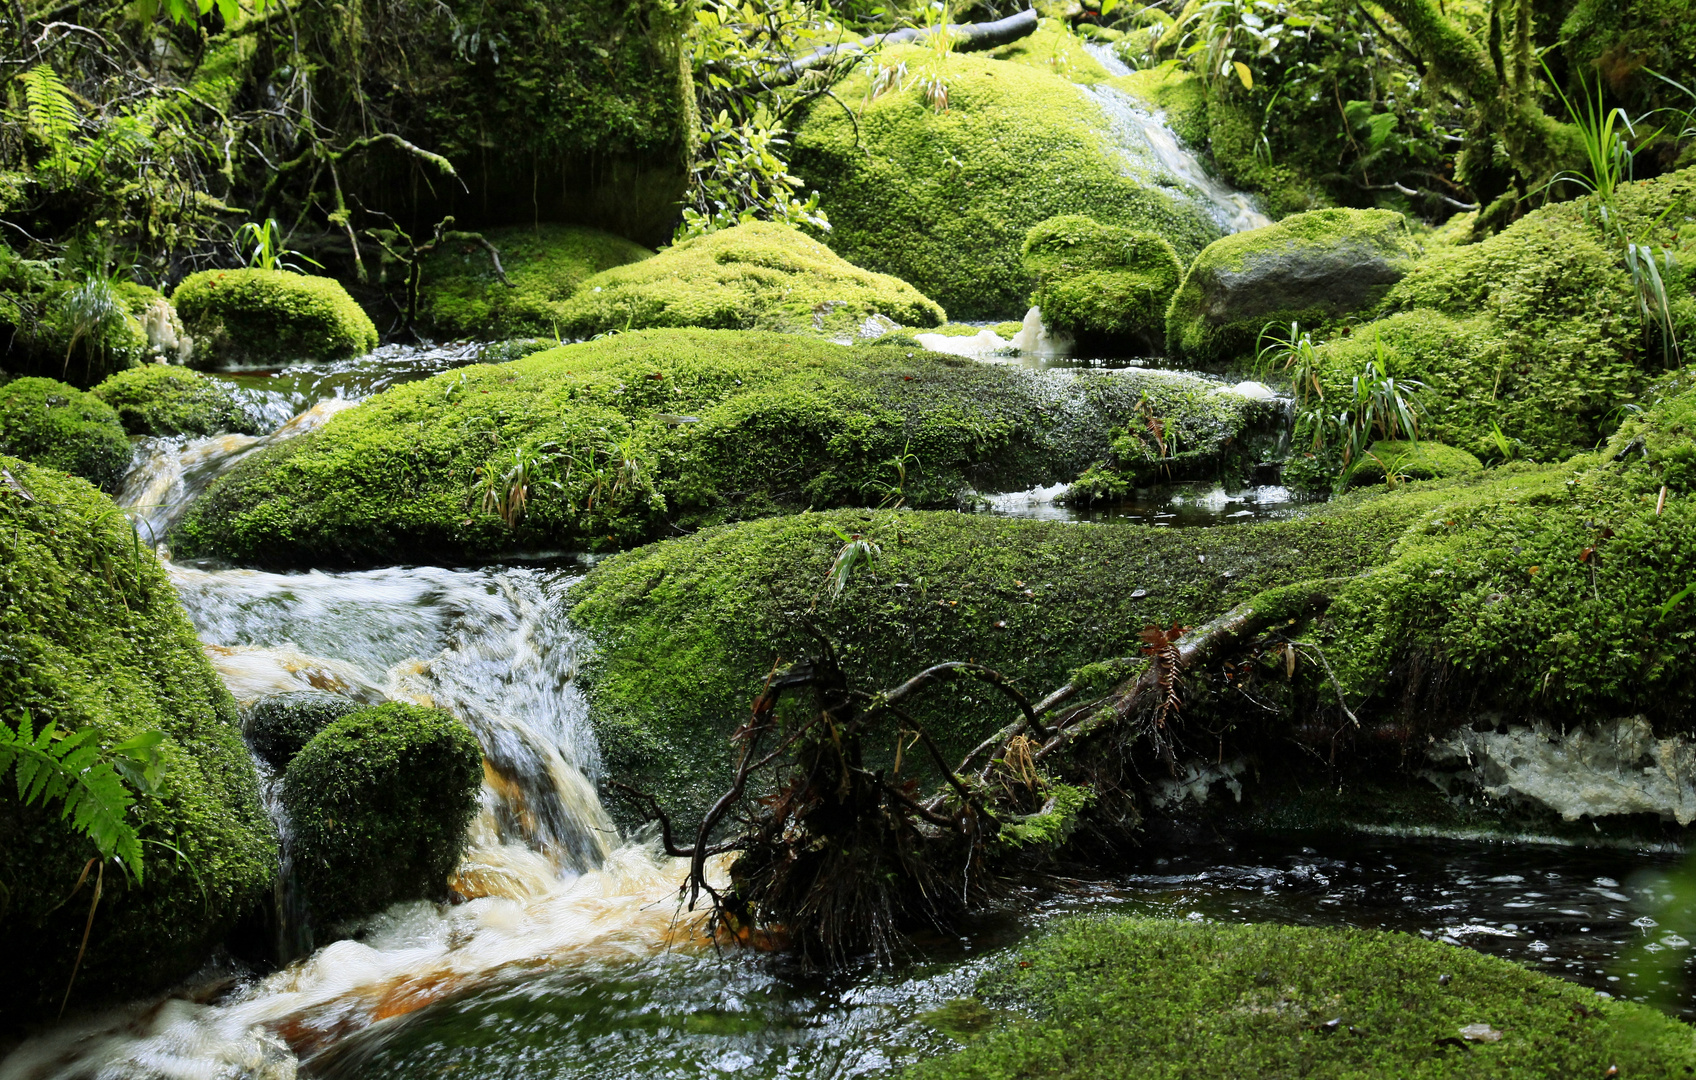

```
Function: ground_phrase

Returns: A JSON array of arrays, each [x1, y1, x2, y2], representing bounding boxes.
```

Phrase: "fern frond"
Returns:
[[20, 65, 80, 157], [0, 711, 154, 883]]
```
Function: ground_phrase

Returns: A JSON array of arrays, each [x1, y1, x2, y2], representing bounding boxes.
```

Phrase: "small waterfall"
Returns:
[[119, 398, 356, 546]]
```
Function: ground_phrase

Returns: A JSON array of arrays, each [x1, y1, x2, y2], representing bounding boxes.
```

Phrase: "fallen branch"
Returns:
[[770, 7, 1039, 87]]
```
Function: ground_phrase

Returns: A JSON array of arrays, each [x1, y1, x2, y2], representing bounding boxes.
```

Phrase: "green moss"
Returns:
[[1299, 169, 1696, 468], [92, 364, 259, 437], [171, 329, 1269, 567], [0, 458, 275, 1024], [1166, 208, 1420, 365], [996, 782, 1092, 851], [0, 376, 132, 491], [418, 225, 654, 339], [1346, 440, 1484, 487], [552, 221, 946, 338], [792, 45, 1221, 319], [1562, 0, 1696, 116], [986, 17, 1111, 83], [904, 917, 1696, 1079], [0, 247, 169, 386], [281, 702, 482, 927], [568, 488, 1447, 824], [172, 269, 379, 365], [244, 692, 363, 769], [1023, 215, 1182, 349]]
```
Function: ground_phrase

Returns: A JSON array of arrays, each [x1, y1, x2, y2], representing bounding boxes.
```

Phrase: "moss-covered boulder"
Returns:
[[1297, 168, 1696, 470], [1166, 208, 1420, 364], [904, 917, 1696, 1079], [92, 364, 260, 437], [418, 224, 654, 339], [1022, 215, 1182, 351], [172, 269, 379, 366], [281, 702, 482, 928], [0, 246, 185, 385], [244, 691, 363, 769], [552, 222, 945, 338], [0, 376, 132, 491], [170, 329, 1274, 567], [792, 44, 1221, 319], [1345, 440, 1483, 487], [568, 489, 1444, 823], [0, 458, 276, 1026]]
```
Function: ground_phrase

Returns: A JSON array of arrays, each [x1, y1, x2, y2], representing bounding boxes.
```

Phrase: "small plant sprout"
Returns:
[[1256, 320, 1322, 407], [863, 440, 920, 509], [816, 528, 881, 609], [235, 219, 324, 274]]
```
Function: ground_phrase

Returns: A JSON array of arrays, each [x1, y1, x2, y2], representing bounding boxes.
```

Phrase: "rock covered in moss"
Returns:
[[0, 247, 183, 385], [419, 224, 654, 339], [1166, 208, 1419, 364], [245, 691, 363, 769], [0, 376, 132, 491], [903, 917, 1696, 1079], [282, 701, 482, 927], [0, 457, 276, 1025], [1023, 215, 1182, 351], [172, 269, 379, 366], [552, 222, 945, 338], [92, 364, 260, 437], [792, 44, 1220, 319], [171, 329, 1271, 567], [1346, 439, 1483, 487], [1297, 169, 1696, 470]]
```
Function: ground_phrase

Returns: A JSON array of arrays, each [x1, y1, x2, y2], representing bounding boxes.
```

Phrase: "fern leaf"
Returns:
[[0, 712, 151, 883], [20, 65, 79, 156]]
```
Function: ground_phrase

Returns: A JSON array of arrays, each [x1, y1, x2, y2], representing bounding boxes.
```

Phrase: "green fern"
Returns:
[[19, 64, 79, 157], [0, 712, 162, 883]]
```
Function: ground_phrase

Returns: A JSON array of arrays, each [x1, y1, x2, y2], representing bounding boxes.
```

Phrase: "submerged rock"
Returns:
[[170, 329, 1271, 567], [0, 457, 275, 1026], [172, 269, 378, 366], [0, 375, 132, 492], [903, 917, 1696, 1078], [281, 702, 483, 928], [93, 364, 262, 437], [1165, 207, 1420, 364], [550, 221, 945, 339], [1022, 215, 1182, 352], [791, 44, 1220, 319], [418, 224, 654, 339]]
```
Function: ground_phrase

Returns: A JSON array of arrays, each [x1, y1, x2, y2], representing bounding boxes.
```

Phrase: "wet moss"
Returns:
[[552, 221, 945, 338], [1023, 215, 1182, 351], [1165, 208, 1420, 365], [282, 702, 482, 928], [92, 364, 260, 437], [0, 458, 275, 1025], [1346, 440, 1484, 487], [568, 489, 1445, 824], [418, 224, 654, 339], [170, 330, 1268, 567], [0, 247, 168, 386], [172, 269, 379, 366], [904, 916, 1696, 1078], [791, 44, 1221, 319], [244, 691, 363, 769], [0, 375, 132, 491]]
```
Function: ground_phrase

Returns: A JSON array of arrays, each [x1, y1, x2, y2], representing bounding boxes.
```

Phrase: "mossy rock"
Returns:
[[244, 691, 363, 769], [1166, 208, 1419, 365], [281, 702, 482, 928], [1023, 215, 1182, 351], [418, 225, 654, 339], [1346, 440, 1483, 487], [568, 488, 1445, 825], [172, 269, 379, 366], [0, 375, 132, 491], [0, 247, 179, 385], [792, 44, 1221, 319], [0, 458, 276, 1026], [171, 329, 1275, 568], [92, 364, 260, 437], [1563, 0, 1696, 117], [903, 916, 1696, 1078], [1298, 168, 1696, 472], [552, 221, 945, 338]]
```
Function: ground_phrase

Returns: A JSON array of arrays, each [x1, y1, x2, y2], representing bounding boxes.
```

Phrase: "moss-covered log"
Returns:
[[170, 329, 1275, 567], [0, 458, 276, 1027]]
